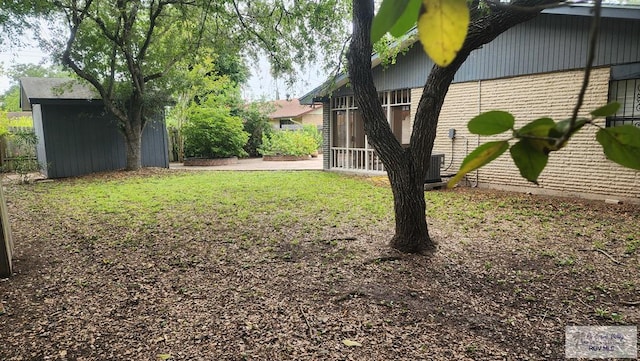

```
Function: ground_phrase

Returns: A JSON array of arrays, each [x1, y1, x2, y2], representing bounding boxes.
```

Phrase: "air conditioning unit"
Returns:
[[425, 153, 444, 183]]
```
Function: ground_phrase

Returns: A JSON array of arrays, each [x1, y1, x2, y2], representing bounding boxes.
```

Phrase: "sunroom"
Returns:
[[329, 89, 411, 173]]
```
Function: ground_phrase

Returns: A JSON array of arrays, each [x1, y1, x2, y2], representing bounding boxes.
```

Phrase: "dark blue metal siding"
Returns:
[[141, 115, 169, 168], [362, 13, 640, 92], [40, 103, 168, 178], [372, 44, 433, 91]]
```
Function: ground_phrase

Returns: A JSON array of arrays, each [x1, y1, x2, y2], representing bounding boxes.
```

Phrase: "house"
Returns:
[[301, 4, 640, 203], [20, 77, 169, 178], [268, 98, 323, 130]]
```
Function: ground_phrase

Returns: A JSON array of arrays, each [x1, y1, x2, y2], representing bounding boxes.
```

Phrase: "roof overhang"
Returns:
[[543, 3, 640, 19], [299, 3, 640, 105]]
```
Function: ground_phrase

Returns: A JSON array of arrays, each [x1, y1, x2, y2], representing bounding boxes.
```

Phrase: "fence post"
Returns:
[[0, 184, 13, 278]]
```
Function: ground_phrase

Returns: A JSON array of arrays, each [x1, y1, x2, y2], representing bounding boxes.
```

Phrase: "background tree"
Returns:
[[241, 102, 273, 158], [168, 54, 247, 161], [347, 0, 566, 253], [44, 0, 349, 171], [0, 63, 69, 111], [0, 0, 52, 46]]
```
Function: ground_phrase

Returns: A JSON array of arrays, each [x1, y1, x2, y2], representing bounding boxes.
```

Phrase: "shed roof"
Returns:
[[20, 77, 99, 111], [268, 98, 322, 119]]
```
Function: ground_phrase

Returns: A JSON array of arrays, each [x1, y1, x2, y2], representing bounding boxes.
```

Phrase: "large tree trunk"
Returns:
[[122, 94, 146, 171], [348, 0, 550, 253], [124, 126, 143, 171], [348, 0, 436, 253], [387, 152, 434, 253]]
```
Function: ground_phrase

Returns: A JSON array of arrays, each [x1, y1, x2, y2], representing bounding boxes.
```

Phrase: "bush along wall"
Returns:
[[259, 129, 318, 157], [183, 105, 249, 159]]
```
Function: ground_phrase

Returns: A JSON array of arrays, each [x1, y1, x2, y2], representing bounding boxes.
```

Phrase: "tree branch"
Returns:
[[559, 0, 602, 147], [347, 0, 404, 168], [232, 0, 284, 77]]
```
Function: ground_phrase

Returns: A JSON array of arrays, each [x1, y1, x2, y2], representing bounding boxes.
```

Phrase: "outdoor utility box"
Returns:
[[426, 154, 445, 183]]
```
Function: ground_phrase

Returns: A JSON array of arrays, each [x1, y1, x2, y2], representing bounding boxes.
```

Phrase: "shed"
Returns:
[[20, 77, 169, 178]]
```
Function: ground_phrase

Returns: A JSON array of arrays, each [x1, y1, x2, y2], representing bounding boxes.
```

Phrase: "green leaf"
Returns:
[[516, 118, 555, 153], [510, 140, 549, 184], [547, 118, 588, 150], [371, 0, 411, 44], [447, 141, 509, 188], [389, 0, 422, 38], [518, 117, 554, 136], [550, 118, 588, 137], [468, 111, 515, 135], [590, 102, 621, 118], [342, 339, 363, 347], [157, 354, 172, 361], [596, 125, 640, 170], [417, 0, 470, 67]]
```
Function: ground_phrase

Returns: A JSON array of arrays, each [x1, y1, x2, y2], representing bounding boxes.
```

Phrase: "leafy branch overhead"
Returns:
[[371, 0, 469, 67], [448, 103, 640, 188]]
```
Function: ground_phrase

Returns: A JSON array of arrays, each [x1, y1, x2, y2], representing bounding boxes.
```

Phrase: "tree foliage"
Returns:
[[0, 0, 52, 46], [183, 106, 248, 159], [167, 53, 247, 161], [241, 102, 273, 157], [0, 63, 70, 111], [41, 0, 349, 171]]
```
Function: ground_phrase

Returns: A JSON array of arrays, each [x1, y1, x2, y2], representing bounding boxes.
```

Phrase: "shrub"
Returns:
[[241, 103, 273, 157], [301, 124, 322, 150], [183, 106, 249, 159], [7, 130, 40, 183], [259, 130, 318, 156]]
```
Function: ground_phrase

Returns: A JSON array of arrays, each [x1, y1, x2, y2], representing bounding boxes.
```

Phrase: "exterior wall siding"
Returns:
[[322, 10, 640, 201], [31, 104, 48, 178], [141, 115, 170, 169], [433, 68, 640, 202], [40, 103, 168, 178], [369, 13, 640, 91], [301, 108, 324, 126]]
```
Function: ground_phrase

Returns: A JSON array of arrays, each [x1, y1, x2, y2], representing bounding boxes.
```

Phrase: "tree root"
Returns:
[[578, 248, 622, 265], [620, 300, 640, 306]]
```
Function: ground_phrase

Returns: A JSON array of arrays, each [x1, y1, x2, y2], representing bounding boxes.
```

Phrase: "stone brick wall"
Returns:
[[431, 67, 640, 203], [322, 101, 331, 170]]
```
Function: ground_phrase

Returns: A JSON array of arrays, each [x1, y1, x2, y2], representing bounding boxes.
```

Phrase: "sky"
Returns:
[[0, 35, 327, 102], [240, 56, 327, 101]]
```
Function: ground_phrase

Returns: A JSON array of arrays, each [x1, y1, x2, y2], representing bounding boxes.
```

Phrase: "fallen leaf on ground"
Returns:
[[342, 339, 363, 347]]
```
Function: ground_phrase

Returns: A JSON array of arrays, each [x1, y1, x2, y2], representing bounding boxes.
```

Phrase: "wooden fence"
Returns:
[[0, 127, 37, 172]]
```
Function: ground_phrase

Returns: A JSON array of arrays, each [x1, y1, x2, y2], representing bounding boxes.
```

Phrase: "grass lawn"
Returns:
[[1, 169, 639, 360]]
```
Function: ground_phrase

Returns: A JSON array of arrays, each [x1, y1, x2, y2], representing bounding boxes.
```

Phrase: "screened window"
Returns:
[[380, 89, 411, 145], [331, 96, 354, 148], [608, 78, 640, 128]]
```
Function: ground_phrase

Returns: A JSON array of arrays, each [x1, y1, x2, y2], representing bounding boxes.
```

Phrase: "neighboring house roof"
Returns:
[[20, 77, 99, 111], [269, 98, 322, 119], [300, 3, 640, 104]]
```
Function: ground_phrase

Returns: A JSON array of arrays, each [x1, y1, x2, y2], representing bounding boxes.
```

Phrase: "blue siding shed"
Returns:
[[20, 77, 169, 178]]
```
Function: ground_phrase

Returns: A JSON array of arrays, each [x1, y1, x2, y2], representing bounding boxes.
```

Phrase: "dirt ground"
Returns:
[[0, 170, 638, 360]]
